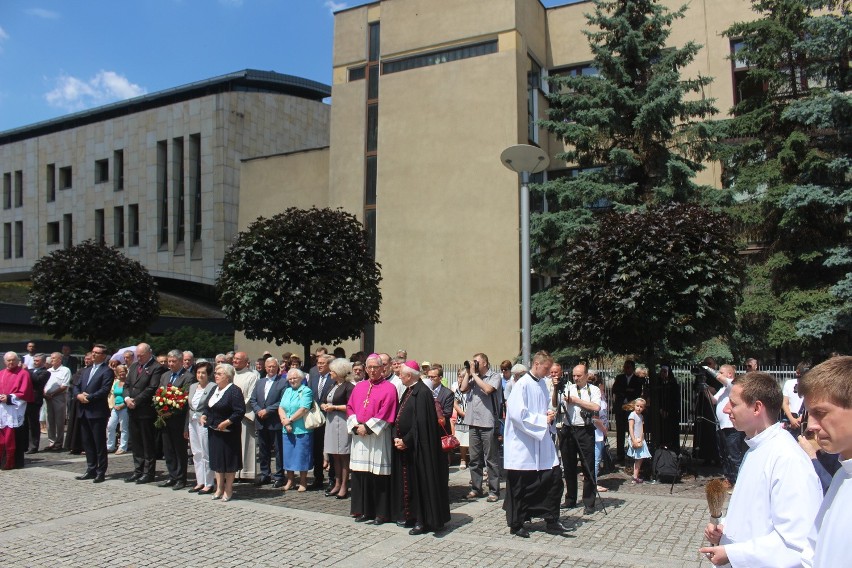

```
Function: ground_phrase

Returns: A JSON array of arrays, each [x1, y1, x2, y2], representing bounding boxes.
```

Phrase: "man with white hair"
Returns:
[[43, 352, 71, 451], [347, 353, 399, 524], [124, 343, 167, 484]]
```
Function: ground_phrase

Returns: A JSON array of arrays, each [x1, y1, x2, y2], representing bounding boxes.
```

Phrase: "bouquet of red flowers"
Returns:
[[153, 385, 188, 428]]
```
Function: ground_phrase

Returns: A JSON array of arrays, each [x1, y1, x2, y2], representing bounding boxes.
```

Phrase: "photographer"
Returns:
[[706, 364, 745, 489], [552, 364, 600, 514], [458, 353, 502, 502]]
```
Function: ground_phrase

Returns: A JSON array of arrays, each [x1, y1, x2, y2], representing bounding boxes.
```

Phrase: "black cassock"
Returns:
[[391, 380, 451, 530]]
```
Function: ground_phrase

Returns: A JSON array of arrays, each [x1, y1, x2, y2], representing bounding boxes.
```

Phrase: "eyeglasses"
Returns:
[[366, 365, 381, 370]]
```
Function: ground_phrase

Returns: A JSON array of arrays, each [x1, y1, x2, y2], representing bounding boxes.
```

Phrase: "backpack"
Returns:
[[652, 447, 680, 483]]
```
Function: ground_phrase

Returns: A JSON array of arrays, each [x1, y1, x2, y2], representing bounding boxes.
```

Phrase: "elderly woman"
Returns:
[[106, 364, 130, 454], [391, 361, 451, 535], [200, 363, 245, 502], [321, 358, 356, 499], [186, 361, 216, 494], [278, 368, 313, 492]]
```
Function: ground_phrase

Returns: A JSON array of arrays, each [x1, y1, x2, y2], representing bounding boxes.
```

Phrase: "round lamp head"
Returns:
[[500, 144, 550, 174]]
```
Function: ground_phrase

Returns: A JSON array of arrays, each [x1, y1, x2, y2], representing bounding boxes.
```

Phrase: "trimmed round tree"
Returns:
[[28, 239, 160, 342], [217, 207, 382, 361], [554, 203, 743, 363]]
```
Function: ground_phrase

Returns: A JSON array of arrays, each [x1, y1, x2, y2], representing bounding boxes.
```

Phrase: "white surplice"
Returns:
[[720, 423, 822, 567], [802, 457, 852, 567], [346, 414, 392, 475], [503, 373, 559, 471], [233, 368, 259, 479]]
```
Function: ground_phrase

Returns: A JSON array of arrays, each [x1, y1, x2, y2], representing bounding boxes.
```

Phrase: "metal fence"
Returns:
[[437, 363, 796, 429]]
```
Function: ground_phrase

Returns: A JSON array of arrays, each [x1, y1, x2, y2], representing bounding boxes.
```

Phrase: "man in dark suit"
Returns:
[[25, 354, 51, 454], [249, 357, 288, 487], [426, 364, 455, 423], [308, 352, 335, 489], [158, 349, 193, 490], [612, 359, 644, 464], [61, 344, 79, 375], [123, 342, 167, 484], [73, 344, 114, 483]]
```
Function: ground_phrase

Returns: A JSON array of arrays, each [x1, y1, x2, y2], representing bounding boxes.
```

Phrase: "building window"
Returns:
[[190, 134, 202, 242], [2, 173, 10, 210], [367, 65, 379, 100], [46, 164, 56, 202], [157, 140, 168, 248], [14, 221, 23, 258], [113, 206, 124, 247], [59, 166, 73, 189], [3, 223, 11, 259], [366, 104, 378, 153], [730, 40, 765, 104], [173, 137, 185, 249], [95, 209, 105, 245], [14, 171, 23, 208], [95, 159, 109, 184], [128, 204, 139, 247], [349, 66, 366, 81], [365, 156, 377, 206], [47, 221, 60, 245], [63, 214, 73, 249], [114, 150, 124, 191], [368, 22, 380, 62], [382, 40, 498, 75], [528, 58, 543, 144]]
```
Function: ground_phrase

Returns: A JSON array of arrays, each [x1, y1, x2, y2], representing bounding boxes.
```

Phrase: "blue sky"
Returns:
[[0, 0, 577, 132]]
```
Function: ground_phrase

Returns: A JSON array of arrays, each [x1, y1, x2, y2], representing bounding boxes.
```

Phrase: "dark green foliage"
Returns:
[[532, 0, 722, 359], [149, 327, 233, 358], [216, 208, 382, 356], [552, 204, 743, 360], [27, 240, 160, 342], [718, 0, 851, 357]]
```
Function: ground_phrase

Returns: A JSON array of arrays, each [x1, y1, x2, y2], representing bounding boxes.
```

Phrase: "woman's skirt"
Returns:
[[283, 431, 313, 472]]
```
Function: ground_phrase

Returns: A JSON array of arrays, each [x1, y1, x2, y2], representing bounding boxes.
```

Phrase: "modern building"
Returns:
[[236, 0, 757, 363], [0, 70, 331, 299]]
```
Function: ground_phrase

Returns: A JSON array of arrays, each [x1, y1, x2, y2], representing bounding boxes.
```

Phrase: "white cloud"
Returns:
[[25, 8, 61, 19], [45, 70, 147, 111], [0, 26, 8, 54], [324, 1, 347, 14]]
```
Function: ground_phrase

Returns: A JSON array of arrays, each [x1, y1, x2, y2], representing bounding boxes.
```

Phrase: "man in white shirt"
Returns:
[[552, 363, 600, 514], [707, 364, 745, 488], [503, 350, 570, 537], [43, 352, 71, 451], [699, 372, 822, 567], [781, 361, 809, 438], [799, 356, 852, 568]]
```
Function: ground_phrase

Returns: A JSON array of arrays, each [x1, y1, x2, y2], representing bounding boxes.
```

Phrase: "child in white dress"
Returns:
[[627, 398, 652, 483]]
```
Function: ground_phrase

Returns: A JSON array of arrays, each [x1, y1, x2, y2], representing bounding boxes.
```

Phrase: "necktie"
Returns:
[[170, 373, 177, 385], [319, 374, 327, 394]]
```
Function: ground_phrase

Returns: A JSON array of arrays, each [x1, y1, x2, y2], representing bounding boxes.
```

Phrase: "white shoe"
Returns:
[[459, 461, 467, 470]]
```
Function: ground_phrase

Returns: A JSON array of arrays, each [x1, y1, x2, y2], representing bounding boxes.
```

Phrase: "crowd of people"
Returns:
[[0, 342, 849, 563]]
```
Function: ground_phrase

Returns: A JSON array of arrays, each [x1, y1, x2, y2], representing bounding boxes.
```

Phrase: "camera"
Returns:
[[691, 364, 718, 391], [580, 409, 598, 427], [463, 360, 480, 374]]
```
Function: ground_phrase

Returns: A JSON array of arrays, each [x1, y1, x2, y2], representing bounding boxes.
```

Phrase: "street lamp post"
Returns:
[[500, 144, 550, 367]]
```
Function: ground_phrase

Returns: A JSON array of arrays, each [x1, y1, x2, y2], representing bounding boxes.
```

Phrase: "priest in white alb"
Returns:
[[799, 356, 852, 568], [699, 372, 822, 567], [502, 350, 570, 538]]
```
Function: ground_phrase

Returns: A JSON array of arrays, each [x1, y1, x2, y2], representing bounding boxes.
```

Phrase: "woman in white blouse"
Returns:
[[186, 361, 216, 494]]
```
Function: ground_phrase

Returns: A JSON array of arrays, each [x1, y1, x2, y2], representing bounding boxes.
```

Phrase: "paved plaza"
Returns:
[[1, 438, 720, 568]]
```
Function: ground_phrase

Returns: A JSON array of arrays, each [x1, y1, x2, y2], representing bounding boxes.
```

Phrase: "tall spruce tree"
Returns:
[[719, 0, 851, 358], [532, 0, 721, 360]]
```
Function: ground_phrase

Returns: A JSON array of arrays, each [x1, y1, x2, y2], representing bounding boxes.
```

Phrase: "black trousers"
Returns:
[[161, 414, 188, 482], [26, 402, 43, 451], [503, 466, 563, 529], [129, 412, 157, 476], [311, 424, 334, 485], [559, 424, 596, 507], [615, 409, 629, 462], [257, 427, 284, 480], [79, 414, 108, 477]]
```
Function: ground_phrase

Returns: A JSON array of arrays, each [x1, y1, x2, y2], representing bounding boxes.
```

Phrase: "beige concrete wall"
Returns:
[[238, 148, 331, 228]]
